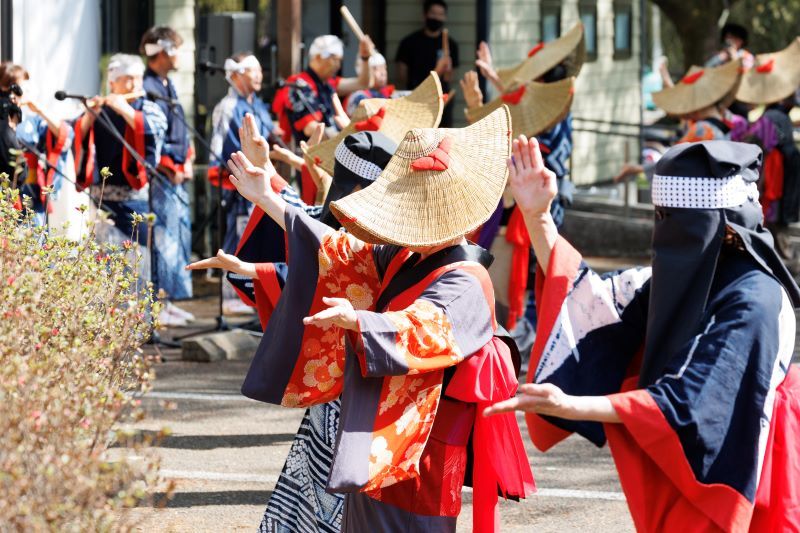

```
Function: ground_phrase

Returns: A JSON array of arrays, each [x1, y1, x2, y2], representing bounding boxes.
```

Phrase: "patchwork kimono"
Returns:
[[243, 206, 534, 531], [528, 236, 800, 532], [16, 115, 74, 225]]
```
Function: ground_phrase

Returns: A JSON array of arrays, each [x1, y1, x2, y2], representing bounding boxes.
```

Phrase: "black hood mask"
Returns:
[[640, 140, 800, 386], [319, 131, 397, 228]]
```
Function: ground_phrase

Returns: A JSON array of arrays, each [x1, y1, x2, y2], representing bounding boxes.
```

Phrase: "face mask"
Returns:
[[425, 17, 444, 32]]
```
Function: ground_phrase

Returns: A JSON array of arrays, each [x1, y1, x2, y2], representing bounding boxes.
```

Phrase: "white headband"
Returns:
[[309, 35, 344, 59], [334, 141, 383, 182], [355, 52, 386, 75], [144, 39, 178, 57], [107, 54, 145, 82], [224, 55, 260, 74], [651, 174, 759, 209]]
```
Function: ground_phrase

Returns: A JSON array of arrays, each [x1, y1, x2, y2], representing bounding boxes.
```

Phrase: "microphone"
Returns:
[[198, 61, 225, 74], [55, 90, 91, 101], [146, 91, 180, 107]]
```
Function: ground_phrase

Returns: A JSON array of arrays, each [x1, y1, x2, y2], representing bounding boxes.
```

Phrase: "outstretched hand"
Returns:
[[303, 297, 358, 331], [483, 383, 574, 418], [185, 249, 257, 278], [507, 135, 558, 217], [239, 113, 273, 170]]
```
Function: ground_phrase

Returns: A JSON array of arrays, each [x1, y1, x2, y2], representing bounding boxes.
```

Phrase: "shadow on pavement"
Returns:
[[150, 490, 273, 508], [114, 431, 295, 449]]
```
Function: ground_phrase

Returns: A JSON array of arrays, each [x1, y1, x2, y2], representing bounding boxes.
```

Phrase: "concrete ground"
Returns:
[[124, 261, 800, 532]]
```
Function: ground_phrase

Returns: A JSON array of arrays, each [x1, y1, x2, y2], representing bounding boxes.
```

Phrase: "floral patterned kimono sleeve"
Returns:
[[352, 269, 495, 377], [241, 205, 384, 407]]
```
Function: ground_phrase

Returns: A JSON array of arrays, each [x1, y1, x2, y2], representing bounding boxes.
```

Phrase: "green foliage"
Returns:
[[0, 175, 167, 530]]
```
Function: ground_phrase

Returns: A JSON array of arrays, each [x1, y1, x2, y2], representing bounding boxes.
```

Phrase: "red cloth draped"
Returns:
[[505, 206, 532, 330], [121, 111, 148, 190], [760, 149, 784, 216]]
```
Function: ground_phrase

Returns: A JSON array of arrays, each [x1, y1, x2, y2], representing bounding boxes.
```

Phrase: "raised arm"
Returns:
[[337, 37, 375, 96], [227, 150, 287, 230], [507, 135, 559, 272]]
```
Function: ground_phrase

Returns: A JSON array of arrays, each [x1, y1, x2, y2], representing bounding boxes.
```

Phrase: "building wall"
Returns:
[[12, 0, 101, 120], [489, 0, 642, 185], [155, 0, 196, 122], [384, 0, 476, 127]]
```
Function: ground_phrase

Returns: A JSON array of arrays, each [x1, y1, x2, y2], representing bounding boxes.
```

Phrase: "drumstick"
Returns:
[[442, 29, 450, 58], [340, 6, 365, 41]]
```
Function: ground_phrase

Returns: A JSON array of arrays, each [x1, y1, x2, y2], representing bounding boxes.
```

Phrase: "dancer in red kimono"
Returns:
[[191, 106, 533, 531], [487, 136, 800, 532]]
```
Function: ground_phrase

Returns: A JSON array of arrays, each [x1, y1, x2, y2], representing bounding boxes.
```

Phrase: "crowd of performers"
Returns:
[[187, 11, 798, 533], [1, 1, 799, 529]]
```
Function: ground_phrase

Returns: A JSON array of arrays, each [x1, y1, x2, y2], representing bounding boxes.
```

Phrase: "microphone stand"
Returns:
[[82, 99, 181, 349]]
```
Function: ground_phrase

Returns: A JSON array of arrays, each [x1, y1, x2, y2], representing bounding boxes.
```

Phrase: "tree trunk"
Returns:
[[651, 0, 738, 71]]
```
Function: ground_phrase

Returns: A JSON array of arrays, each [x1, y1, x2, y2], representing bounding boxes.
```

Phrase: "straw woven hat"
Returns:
[[330, 106, 512, 247], [303, 72, 444, 174], [737, 38, 800, 105], [466, 77, 574, 137], [497, 22, 586, 89], [652, 59, 742, 116]]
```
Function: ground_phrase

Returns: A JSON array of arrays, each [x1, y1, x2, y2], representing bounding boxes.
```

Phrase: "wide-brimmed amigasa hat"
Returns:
[[329, 106, 512, 247], [467, 77, 574, 137], [304, 72, 444, 174], [737, 38, 800, 105], [497, 22, 585, 88], [653, 59, 742, 116]]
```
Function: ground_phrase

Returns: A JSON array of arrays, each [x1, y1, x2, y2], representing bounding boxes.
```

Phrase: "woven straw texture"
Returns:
[[737, 38, 800, 105], [330, 106, 512, 247], [467, 77, 574, 137], [303, 72, 443, 174], [497, 22, 586, 89], [652, 59, 742, 116]]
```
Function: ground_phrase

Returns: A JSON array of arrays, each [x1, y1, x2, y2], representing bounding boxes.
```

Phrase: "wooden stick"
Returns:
[[442, 29, 450, 58], [340, 6, 365, 41]]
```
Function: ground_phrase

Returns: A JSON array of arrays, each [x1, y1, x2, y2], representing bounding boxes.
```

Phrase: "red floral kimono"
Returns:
[[242, 206, 534, 531]]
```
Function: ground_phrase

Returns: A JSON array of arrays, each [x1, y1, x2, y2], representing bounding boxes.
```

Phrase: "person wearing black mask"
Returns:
[[395, 0, 459, 126], [487, 137, 800, 531]]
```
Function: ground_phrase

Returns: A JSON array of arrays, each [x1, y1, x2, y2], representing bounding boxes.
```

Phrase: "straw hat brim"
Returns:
[[498, 22, 586, 87], [466, 77, 574, 138], [652, 59, 742, 116], [303, 72, 444, 174], [737, 38, 800, 105], [330, 106, 512, 247]]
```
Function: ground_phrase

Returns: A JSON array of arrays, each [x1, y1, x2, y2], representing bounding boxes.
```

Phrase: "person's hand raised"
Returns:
[[227, 151, 273, 205], [507, 135, 558, 217], [460, 70, 483, 110], [239, 113, 271, 170]]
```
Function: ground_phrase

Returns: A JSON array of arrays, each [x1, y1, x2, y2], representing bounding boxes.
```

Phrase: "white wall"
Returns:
[[12, 0, 101, 120]]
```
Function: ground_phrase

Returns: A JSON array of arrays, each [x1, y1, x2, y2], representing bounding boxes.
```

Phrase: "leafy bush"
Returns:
[[0, 175, 165, 530]]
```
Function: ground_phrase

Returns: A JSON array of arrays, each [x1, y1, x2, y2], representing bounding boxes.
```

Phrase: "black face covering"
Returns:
[[425, 17, 444, 32], [319, 131, 398, 228], [640, 141, 800, 386]]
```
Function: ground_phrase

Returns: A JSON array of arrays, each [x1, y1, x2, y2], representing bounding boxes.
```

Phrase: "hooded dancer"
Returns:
[[194, 107, 533, 531], [487, 137, 800, 532]]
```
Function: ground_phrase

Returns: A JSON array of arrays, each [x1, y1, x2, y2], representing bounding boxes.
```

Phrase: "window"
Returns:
[[613, 1, 633, 60], [579, 1, 598, 61], [100, 0, 154, 54], [540, 1, 561, 43]]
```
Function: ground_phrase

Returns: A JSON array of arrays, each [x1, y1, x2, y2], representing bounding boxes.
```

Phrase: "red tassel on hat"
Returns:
[[411, 136, 453, 171], [354, 106, 386, 131], [502, 85, 527, 105], [527, 42, 545, 57], [506, 206, 532, 330], [680, 70, 705, 84], [756, 58, 775, 74]]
